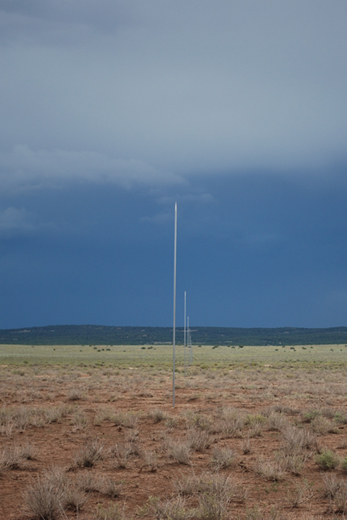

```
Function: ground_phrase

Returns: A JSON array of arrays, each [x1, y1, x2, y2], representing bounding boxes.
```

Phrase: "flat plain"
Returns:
[[1, 343, 347, 519]]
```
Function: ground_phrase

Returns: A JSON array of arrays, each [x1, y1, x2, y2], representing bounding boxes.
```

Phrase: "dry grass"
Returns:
[[148, 496, 194, 520], [0, 443, 35, 470], [140, 449, 158, 471], [255, 457, 286, 481], [281, 425, 317, 455], [25, 467, 72, 519], [111, 411, 139, 428], [74, 437, 104, 468], [210, 447, 235, 471], [149, 408, 168, 423], [110, 442, 133, 469], [2, 360, 347, 519], [187, 428, 212, 452], [287, 478, 314, 508], [167, 439, 191, 465]]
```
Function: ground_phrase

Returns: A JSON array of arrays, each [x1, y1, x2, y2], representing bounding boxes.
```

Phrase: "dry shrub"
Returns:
[[287, 478, 313, 508], [44, 406, 68, 424], [165, 416, 181, 429], [334, 411, 347, 424], [246, 413, 267, 427], [184, 412, 212, 431], [210, 448, 235, 471], [148, 496, 194, 520], [266, 412, 289, 432], [149, 408, 168, 423], [282, 425, 317, 455], [187, 428, 211, 452], [93, 408, 111, 425], [25, 467, 73, 519], [75, 473, 100, 493], [75, 473, 121, 497], [71, 411, 88, 431], [322, 474, 341, 499], [338, 436, 347, 449], [67, 387, 84, 401], [75, 437, 104, 468], [167, 439, 191, 465], [302, 409, 321, 423], [197, 490, 231, 520], [7, 407, 31, 431], [255, 458, 285, 481], [175, 471, 246, 503], [93, 503, 128, 520], [269, 404, 300, 416], [315, 449, 340, 470], [276, 452, 306, 476], [334, 481, 347, 513], [63, 484, 87, 512], [0, 443, 35, 470], [111, 411, 139, 428], [111, 442, 133, 469], [173, 472, 234, 520], [213, 408, 246, 437], [241, 436, 252, 455], [311, 415, 337, 435], [141, 449, 158, 471], [249, 423, 263, 438]]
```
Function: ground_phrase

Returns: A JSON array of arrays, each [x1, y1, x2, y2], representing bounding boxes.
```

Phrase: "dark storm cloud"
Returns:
[[0, 0, 346, 187], [1, 1, 347, 328]]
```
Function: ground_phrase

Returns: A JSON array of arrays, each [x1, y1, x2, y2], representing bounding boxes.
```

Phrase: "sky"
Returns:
[[1, 0, 347, 329]]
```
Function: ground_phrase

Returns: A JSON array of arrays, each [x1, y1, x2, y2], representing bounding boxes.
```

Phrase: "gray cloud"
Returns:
[[0, 146, 183, 192], [0, 206, 53, 237], [0, 0, 346, 188]]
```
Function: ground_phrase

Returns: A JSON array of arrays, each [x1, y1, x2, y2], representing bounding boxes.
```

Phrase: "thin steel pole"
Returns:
[[184, 291, 186, 376], [172, 202, 177, 407], [187, 316, 190, 367]]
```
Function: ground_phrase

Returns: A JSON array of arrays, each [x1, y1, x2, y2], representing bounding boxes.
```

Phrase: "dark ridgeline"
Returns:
[[0, 325, 347, 346]]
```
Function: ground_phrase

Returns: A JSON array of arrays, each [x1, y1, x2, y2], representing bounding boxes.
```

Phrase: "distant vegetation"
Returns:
[[1, 324, 347, 346]]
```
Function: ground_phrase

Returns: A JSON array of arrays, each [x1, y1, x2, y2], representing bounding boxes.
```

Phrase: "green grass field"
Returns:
[[1, 342, 347, 367]]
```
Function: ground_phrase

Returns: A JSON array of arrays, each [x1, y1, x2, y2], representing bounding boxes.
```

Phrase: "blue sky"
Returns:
[[1, 1, 347, 329]]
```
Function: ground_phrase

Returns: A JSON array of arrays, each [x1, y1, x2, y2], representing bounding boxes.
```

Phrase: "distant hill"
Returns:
[[1, 325, 347, 346]]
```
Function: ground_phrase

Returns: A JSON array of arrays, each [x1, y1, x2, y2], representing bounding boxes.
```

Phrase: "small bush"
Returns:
[[67, 388, 83, 401], [111, 411, 139, 429], [75, 437, 104, 468], [25, 468, 68, 520], [148, 496, 194, 520], [287, 478, 313, 508], [322, 474, 341, 499], [149, 409, 167, 423], [141, 449, 158, 472], [93, 503, 128, 520], [210, 448, 235, 471], [255, 458, 285, 481], [167, 440, 191, 465], [197, 491, 230, 520], [187, 428, 211, 453], [311, 415, 337, 435], [315, 449, 340, 470], [334, 482, 347, 513], [111, 442, 133, 469]]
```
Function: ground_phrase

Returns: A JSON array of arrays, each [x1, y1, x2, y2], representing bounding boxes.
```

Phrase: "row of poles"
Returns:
[[173, 203, 193, 407]]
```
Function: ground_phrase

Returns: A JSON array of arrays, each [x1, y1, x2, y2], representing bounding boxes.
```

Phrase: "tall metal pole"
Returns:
[[172, 202, 177, 407], [184, 291, 187, 376], [187, 316, 190, 367]]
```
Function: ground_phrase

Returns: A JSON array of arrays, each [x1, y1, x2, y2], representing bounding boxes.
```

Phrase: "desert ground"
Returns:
[[1, 343, 347, 519]]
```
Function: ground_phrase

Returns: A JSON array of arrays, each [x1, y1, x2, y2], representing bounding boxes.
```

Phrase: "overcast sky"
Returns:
[[1, 0, 347, 329]]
